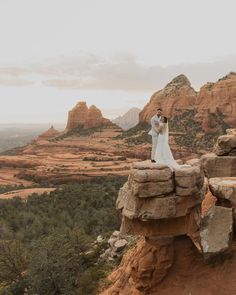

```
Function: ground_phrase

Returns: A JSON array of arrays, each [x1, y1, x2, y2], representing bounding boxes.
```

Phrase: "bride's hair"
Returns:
[[162, 116, 168, 123]]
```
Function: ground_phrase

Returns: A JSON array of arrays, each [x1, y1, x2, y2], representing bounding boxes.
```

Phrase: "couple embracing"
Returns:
[[148, 108, 189, 170]]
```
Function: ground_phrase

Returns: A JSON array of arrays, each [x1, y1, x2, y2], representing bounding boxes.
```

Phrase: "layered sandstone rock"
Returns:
[[102, 160, 205, 294], [139, 72, 236, 132], [66, 101, 113, 131], [102, 131, 236, 294], [201, 153, 236, 178], [200, 131, 236, 257], [201, 129, 236, 178], [117, 161, 205, 225], [196, 72, 236, 129], [139, 74, 197, 122], [101, 237, 174, 295]]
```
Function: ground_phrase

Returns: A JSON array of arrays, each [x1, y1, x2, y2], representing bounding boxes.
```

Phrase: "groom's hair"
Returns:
[[157, 108, 163, 111], [163, 116, 168, 123]]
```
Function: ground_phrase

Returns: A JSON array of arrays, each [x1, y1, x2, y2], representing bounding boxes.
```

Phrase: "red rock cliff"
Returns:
[[139, 72, 236, 131], [196, 72, 236, 130], [66, 101, 112, 130], [139, 74, 197, 122]]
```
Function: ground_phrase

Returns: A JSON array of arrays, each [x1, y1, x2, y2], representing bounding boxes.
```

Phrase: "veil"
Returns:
[[154, 122, 189, 170]]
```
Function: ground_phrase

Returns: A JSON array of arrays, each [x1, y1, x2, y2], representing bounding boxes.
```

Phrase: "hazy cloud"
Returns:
[[41, 54, 236, 91], [0, 53, 235, 91]]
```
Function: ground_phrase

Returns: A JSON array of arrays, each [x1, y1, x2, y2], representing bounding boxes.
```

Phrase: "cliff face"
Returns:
[[101, 131, 236, 295], [139, 74, 197, 122], [196, 72, 236, 131], [66, 101, 112, 130], [112, 107, 141, 130], [139, 72, 236, 132]]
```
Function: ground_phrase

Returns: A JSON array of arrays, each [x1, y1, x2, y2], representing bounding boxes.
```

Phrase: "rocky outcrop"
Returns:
[[66, 101, 113, 131], [196, 72, 236, 130], [209, 177, 236, 225], [104, 160, 206, 294], [99, 231, 132, 262], [200, 206, 233, 259], [139, 72, 236, 132], [201, 129, 236, 178], [118, 161, 205, 236], [102, 237, 174, 294], [112, 107, 140, 130], [101, 130, 236, 294], [201, 153, 236, 178], [214, 132, 236, 156], [199, 130, 236, 259], [139, 74, 197, 122], [37, 126, 61, 140]]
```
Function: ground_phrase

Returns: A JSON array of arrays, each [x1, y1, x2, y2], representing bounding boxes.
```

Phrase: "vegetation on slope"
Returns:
[[0, 176, 126, 295], [116, 109, 229, 151], [169, 109, 229, 151]]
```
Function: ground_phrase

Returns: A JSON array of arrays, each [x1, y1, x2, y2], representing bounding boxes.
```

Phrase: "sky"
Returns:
[[0, 0, 235, 124]]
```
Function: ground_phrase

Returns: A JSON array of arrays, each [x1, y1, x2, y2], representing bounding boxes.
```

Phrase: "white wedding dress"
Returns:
[[154, 123, 190, 170]]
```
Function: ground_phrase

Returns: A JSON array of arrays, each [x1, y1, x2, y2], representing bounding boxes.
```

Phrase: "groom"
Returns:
[[148, 108, 163, 163]]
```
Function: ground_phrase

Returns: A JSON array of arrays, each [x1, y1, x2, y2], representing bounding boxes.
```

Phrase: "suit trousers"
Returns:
[[151, 135, 158, 160]]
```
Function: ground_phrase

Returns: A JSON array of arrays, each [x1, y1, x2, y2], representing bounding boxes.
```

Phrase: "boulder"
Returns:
[[209, 177, 236, 205], [214, 134, 236, 156], [200, 206, 233, 259], [114, 239, 128, 252], [201, 153, 236, 178]]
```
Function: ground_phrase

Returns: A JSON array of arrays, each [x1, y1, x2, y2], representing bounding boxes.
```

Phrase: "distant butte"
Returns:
[[66, 101, 113, 131]]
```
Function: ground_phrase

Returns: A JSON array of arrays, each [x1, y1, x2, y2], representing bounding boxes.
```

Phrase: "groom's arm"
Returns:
[[151, 117, 159, 134]]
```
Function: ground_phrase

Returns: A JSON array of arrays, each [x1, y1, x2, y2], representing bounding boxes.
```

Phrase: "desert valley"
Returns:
[[0, 72, 236, 294], [0, 73, 235, 191]]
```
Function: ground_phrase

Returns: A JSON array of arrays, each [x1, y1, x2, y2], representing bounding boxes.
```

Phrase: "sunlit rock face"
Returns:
[[117, 160, 205, 238], [139, 72, 236, 132], [139, 74, 197, 122], [66, 101, 113, 131], [196, 73, 236, 131]]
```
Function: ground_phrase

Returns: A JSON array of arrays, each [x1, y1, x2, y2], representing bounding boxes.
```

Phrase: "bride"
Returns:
[[154, 116, 190, 170]]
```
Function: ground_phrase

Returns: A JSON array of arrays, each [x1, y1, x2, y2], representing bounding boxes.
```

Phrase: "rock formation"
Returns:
[[139, 74, 197, 122], [112, 107, 141, 130], [196, 72, 236, 130], [201, 129, 236, 178], [202, 130, 236, 225], [139, 72, 236, 132], [101, 130, 236, 294], [37, 125, 61, 140], [102, 160, 207, 294], [118, 161, 205, 237], [66, 101, 113, 131]]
